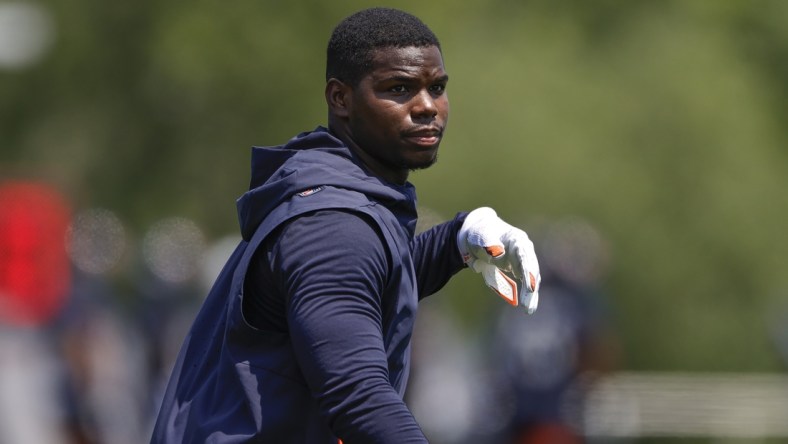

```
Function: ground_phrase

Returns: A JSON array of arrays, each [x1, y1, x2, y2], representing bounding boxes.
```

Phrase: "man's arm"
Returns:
[[411, 212, 467, 299], [271, 210, 428, 443]]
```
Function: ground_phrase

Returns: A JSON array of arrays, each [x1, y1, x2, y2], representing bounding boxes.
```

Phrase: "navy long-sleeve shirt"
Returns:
[[245, 209, 465, 442]]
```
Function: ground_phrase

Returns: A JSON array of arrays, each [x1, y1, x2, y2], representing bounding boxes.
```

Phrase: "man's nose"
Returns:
[[411, 89, 438, 119]]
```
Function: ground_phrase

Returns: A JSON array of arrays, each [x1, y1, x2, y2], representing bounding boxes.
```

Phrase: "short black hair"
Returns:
[[326, 7, 441, 86]]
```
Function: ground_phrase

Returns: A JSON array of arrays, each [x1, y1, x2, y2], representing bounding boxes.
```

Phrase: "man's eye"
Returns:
[[430, 84, 446, 94], [390, 85, 408, 93]]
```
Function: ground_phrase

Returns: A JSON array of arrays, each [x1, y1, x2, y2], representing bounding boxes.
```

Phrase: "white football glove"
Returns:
[[457, 207, 541, 313]]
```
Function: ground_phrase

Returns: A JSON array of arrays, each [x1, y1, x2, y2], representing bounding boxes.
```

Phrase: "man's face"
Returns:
[[345, 45, 449, 183]]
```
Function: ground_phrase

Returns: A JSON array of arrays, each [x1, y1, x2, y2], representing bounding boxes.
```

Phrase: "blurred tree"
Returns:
[[1, 0, 787, 374]]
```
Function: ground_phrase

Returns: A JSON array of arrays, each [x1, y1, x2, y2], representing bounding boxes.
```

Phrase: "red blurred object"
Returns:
[[515, 423, 583, 444], [0, 181, 72, 326]]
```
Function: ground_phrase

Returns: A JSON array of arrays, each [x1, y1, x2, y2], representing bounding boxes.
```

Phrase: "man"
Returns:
[[151, 7, 540, 443]]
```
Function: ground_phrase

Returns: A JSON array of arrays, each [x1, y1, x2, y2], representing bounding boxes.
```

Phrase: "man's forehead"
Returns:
[[368, 45, 445, 75]]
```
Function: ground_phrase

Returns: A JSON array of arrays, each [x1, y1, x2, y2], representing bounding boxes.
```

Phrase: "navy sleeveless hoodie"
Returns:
[[151, 127, 463, 443]]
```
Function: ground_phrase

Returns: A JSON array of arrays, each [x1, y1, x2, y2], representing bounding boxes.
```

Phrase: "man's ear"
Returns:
[[325, 78, 351, 118]]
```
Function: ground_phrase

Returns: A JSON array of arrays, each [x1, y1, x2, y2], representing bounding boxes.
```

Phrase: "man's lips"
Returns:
[[404, 127, 443, 147]]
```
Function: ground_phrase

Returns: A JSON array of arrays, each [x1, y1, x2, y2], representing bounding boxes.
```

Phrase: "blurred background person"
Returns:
[[487, 217, 621, 444], [55, 205, 151, 444], [55, 270, 149, 444], [0, 180, 73, 443]]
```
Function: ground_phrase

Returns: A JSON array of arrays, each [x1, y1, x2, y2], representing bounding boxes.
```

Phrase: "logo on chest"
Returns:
[[295, 186, 325, 197]]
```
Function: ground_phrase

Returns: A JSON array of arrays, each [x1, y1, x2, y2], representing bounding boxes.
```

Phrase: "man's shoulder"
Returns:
[[269, 208, 390, 274], [282, 208, 381, 242], [285, 184, 373, 210]]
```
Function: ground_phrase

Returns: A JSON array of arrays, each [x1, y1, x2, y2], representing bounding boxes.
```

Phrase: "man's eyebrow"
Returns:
[[379, 74, 418, 83], [379, 73, 450, 83]]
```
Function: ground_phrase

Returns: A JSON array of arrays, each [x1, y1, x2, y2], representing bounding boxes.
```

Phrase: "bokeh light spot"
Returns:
[[0, 3, 55, 69], [66, 208, 127, 275], [142, 217, 206, 285]]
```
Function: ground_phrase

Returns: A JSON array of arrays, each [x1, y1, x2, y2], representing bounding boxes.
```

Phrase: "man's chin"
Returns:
[[407, 154, 438, 172], [404, 148, 439, 171]]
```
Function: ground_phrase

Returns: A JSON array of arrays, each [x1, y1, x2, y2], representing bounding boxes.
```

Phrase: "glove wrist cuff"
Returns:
[[457, 207, 497, 264]]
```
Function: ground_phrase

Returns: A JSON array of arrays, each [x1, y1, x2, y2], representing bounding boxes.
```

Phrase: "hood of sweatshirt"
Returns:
[[236, 127, 418, 241]]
